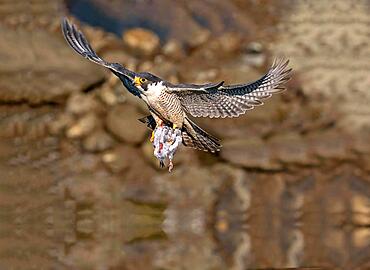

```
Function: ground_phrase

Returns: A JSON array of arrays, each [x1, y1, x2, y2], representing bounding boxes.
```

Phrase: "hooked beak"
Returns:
[[134, 76, 141, 87]]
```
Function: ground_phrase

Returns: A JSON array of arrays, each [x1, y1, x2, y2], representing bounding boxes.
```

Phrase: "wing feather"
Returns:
[[61, 18, 141, 97], [165, 81, 225, 92], [171, 59, 291, 118]]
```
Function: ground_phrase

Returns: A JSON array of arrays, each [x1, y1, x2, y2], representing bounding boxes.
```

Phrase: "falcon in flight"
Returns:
[[62, 18, 291, 153]]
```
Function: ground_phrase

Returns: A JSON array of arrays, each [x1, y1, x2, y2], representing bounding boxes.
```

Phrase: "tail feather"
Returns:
[[183, 117, 221, 153]]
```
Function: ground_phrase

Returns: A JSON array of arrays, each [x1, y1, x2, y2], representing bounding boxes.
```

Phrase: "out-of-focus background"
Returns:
[[0, 0, 369, 269]]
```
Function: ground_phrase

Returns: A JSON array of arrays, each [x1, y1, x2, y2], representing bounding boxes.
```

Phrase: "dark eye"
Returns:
[[140, 78, 147, 83]]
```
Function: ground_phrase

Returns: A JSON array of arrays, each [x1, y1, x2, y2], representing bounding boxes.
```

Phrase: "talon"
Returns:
[[159, 160, 165, 168], [173, 124, 178, 129], [168, 161, 174, 172], [150, 131, 155, 142]]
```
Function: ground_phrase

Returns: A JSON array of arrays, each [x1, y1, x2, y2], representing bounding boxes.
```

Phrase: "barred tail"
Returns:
[[182, 117, 221, 153]]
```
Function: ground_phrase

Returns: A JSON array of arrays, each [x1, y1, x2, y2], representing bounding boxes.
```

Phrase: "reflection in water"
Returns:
[[1, 132, 369, 269], [0, 0, 370, 269]]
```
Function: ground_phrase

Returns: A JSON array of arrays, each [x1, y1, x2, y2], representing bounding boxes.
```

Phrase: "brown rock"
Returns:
[[221, 138, 281, 170], [138, 56, 179, 81], [307, 131, 351, 160], [102, 145, 159, 202], [83, 129, 115, 152], [162, 39, 186, 60], [101, 49, 138, 70], [217, 32, 243, 53], [242, 42, 266, 67], [141, 139, 158, 168], [66, 93, 98, 115], [105, 104, 148, 144], [102, 145, 139, 173], [121, 92, 149, 114], [76, 219, 94, 234], [66, 113, 98, 139], [187, 28, 211, 48], [98, 84, 120, 106], [351, 195, 370, 226], [122, 28, 160, 57], [0, 25, 104, 104], [48, 113, 74, 135], [352, 129, 370, 155], [268, 133, 315, 166]]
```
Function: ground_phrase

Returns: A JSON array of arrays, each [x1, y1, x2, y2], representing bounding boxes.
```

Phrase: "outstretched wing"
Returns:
[[168, 59, 292, 118], [61, 18, 141, 97]]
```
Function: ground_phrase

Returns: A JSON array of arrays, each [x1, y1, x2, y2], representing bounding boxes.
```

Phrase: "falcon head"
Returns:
[[133, 72, 162, 92]]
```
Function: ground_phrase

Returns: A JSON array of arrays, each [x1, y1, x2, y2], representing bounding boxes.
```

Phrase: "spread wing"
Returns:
[[168, 59, 292, 118], [61, 18, 141, 97]]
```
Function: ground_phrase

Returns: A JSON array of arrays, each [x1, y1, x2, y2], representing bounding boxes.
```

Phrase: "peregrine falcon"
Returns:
[[62, 18, 291, 153]]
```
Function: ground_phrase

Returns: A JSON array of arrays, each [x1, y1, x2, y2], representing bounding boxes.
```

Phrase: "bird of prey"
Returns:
[[61, 18, 291, 153]]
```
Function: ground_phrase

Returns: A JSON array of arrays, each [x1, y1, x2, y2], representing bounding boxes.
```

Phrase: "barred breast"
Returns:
[[146, 82, 185, 127], [158, 91, 184, 127]]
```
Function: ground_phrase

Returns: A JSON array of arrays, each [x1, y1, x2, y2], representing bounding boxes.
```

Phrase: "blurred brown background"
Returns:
[[0, 0, 369, 269]]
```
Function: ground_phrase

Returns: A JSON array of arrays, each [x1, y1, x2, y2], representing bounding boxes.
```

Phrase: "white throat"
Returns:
[[147, 81, 165, 96]]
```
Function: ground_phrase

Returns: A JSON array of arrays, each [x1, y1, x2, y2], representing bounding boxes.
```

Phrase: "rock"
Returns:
[[154, 165, 225, 224], [138, 56, 178, 81], [187, 28, 211, 48], [242, 42, 266, 67], [122, 28, 160, 57], [76, 219, 94, 234], [307, 131, 352, 161], [245, 42, 264, 54], [66, 113, 98, 139], [221, 138, 281, 170], [48, 113, 74, 135], [218, 58, 261, 84], [162, 39, 186, 60], [105, 104, 148, 144], [102, 145, 139, 173], [101, 49, 138, 72], [66, 93, 98, 115], [0, 25, 104, 104], [102, 145, 158, 199], [194, 69, 220, 82], [122, 92, 149, 114], [351, 195, 370, 226], [217, 32, 243, 53], [98, 84, 120, 106], [352, 129, 370, 155], [141, 139, 159, 168], [83, 129, 115, 152], [268, 133, 315, 166]]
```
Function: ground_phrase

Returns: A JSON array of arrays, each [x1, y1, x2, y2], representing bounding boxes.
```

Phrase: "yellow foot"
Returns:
[[150, 130, 155, 142], [172, 124, 178, 129]]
